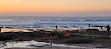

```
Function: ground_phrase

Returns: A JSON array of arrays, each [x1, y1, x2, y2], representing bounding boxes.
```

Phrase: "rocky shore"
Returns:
[[0, 26, 111, 49]]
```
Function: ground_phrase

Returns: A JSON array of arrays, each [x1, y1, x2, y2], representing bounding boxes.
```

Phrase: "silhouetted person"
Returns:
[[88, 24, 91, 28], [101, 26, 103, 31], [106, 25, 110, 33], [56, 25, 57, 30], [0, 27, 1, 33]]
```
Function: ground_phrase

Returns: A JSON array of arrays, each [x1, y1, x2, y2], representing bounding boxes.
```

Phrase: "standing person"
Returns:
[[49, 33, 53, 48], [88, 24, 91, 28], [56, 25, 58, 30], [101, 26, 103, 31], [0, 27, 1, 33], [106, 25, 111, 38], [64, 30, 68, 42], [106, 25, 110, 33]]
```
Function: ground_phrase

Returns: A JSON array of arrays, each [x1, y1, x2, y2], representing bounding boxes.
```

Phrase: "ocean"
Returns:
[[0, 16, 111, 27]]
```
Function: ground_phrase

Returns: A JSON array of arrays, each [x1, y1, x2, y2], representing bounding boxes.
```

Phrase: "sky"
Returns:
[[0, 0, 111, 16]]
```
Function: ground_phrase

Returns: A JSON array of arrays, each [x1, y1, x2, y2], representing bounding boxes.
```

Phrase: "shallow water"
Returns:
[[0, 40, 86, 49]]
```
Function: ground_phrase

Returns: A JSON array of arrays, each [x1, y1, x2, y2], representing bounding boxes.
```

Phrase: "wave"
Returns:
[[0, 16, 111, 27]]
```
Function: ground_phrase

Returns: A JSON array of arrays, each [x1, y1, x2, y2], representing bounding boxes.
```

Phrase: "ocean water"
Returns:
[[0, 16, 111, 27]]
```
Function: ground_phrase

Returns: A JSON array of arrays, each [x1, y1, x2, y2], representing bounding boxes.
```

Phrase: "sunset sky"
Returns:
[[0, 0, 111, 16]]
